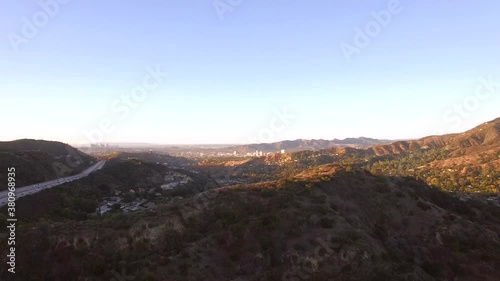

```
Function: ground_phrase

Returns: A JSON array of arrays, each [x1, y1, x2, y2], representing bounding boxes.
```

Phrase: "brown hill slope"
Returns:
[[2, 166, 499, 280], [189, 118, 499, 193], [367, 117, 500, 156]]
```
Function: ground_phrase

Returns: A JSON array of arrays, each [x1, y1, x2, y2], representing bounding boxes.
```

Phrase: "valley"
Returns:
[[0, 118, 499, 280]]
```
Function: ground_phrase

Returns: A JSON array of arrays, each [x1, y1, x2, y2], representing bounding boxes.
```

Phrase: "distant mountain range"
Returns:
[[226, 137, 395, 154], [234, 117, 499, 155], [283, 117, 500, 169]]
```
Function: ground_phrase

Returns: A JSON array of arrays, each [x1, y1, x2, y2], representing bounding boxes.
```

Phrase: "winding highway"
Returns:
[[0, 160, 106, 207]]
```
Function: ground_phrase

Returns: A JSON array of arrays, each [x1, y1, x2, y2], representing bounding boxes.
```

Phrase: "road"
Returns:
[[0, 160, 106, 208]]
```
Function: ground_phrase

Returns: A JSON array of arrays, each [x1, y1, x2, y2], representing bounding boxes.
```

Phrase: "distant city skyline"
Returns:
[[1, 1, 499, 145]]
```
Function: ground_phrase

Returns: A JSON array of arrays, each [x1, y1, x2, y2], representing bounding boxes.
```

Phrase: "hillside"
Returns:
[[1, 166, 499, 280], [218, 118, 500, 193], [0, 119, 498, 280], [366, 118, 499, 156], [0, 139, 95, 189], [0, 157, 218, 222], [362, 118, 500, 192]]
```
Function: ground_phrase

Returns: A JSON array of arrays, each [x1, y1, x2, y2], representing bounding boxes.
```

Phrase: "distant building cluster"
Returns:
[[173, 149, 286, 158], [160, 171, 193, 190], [245, 149, 285, 157], [89, 143, 118, 149], [96, 197, 156, 214]]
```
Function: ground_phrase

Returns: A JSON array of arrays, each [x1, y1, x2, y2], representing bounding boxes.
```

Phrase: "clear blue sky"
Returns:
[[1, 0, 499, 145]]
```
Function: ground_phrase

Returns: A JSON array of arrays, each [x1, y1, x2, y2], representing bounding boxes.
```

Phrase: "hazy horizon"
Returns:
[[1, 1, 499, 145], [1, 116, 496, 147]]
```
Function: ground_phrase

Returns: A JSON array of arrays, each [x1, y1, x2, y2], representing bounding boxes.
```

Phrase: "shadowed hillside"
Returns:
[[0, 157, 219, 222], [0, 139, 95, 190], [1, 165, 499, 280]]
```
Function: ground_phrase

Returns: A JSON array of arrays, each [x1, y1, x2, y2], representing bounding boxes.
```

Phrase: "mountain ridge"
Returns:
[[226, 137, 395, 154], [366, 117, 500, 156]]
